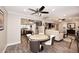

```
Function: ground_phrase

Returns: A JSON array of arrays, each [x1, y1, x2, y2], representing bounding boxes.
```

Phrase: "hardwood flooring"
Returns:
[[5, 35, 78, 53]]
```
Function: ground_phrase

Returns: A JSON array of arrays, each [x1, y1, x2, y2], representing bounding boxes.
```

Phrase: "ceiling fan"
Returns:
[[28, 6, 49, 16]]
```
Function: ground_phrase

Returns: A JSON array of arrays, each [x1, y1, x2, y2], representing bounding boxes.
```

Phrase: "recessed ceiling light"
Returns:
[[24, 9, 26, 12], [52, 9, 55, 12], [63, 14, 66, 16]]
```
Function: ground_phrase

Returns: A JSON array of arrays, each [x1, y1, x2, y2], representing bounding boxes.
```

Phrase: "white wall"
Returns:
[[0, 7, 7, 52], [7, 12, 25, 45]]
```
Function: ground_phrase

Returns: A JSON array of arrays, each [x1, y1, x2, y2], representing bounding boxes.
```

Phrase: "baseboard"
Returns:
[[2, 41, 21, 53], [2, 45, 7, 53], [7, 41, 21, 47]]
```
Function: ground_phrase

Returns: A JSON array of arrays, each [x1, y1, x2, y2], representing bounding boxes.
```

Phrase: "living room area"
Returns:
[[0, 6, 79, 53]]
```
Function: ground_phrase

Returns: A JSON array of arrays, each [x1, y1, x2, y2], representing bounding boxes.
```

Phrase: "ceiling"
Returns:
[[4, 6, 79, 19]]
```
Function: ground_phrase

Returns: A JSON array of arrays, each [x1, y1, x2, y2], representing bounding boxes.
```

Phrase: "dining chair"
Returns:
[[38, 26, 45, 34], [44, 35, 55, 45], [63, 35, 75, 48]]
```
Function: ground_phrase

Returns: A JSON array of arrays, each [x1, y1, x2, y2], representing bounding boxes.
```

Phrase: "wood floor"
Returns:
[[5, 35, 78, 53]]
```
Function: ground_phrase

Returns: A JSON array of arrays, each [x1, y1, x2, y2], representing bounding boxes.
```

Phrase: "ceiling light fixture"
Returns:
[[24, 9, 26, 12], [63, 14, 66, 17], [52, 9, 55, 12]]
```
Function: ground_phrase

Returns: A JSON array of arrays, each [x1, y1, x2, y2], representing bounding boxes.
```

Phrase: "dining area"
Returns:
[[21, 23, 56, 52], [20, 18, 67, 53], [21, 25, 64, 53], [21, 28, 55, 52]]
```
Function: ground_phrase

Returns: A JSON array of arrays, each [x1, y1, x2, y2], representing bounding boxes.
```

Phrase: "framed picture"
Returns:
[[67, 23, 75, 29], [0, 9, 4, 31]]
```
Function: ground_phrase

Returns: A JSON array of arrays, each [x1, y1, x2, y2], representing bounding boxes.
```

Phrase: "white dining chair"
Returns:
[[38, 26, 45, 34], [44, 35, 55, 45]]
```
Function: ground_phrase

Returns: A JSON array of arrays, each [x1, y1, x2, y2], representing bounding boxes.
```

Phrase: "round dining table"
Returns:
[[29, 34, 49, 41], [29, 34, 49, 52]]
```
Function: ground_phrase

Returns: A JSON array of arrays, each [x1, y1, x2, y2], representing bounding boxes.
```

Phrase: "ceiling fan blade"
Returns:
[[41, 11, 49, 14], [39, 6, 45, 12], [29, 8, 36, 12], [31, 12, 37, 15]]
